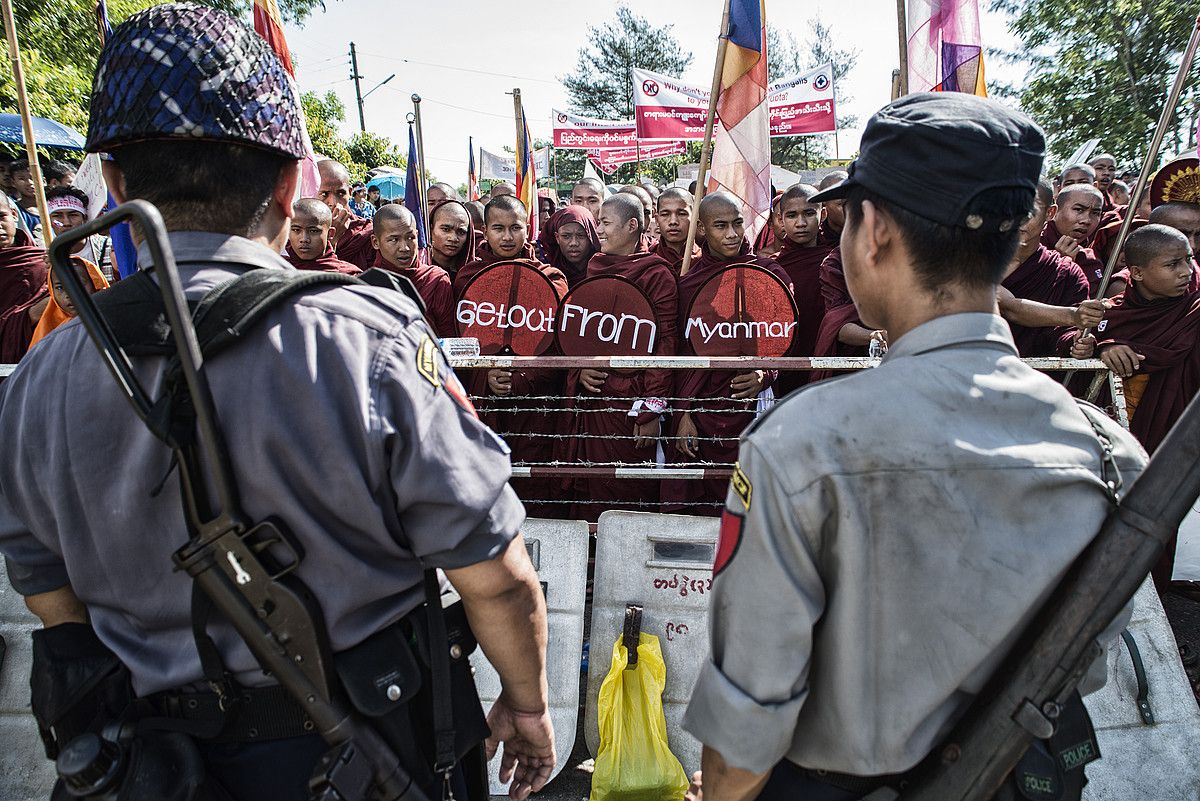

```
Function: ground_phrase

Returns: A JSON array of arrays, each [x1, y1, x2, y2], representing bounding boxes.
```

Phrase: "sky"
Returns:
[[282, 0, 1021, 186]]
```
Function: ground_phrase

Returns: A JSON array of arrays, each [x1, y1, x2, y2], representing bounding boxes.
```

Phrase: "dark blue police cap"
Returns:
[[86, 3, 306, 159], [811, 92, 1045, 232]]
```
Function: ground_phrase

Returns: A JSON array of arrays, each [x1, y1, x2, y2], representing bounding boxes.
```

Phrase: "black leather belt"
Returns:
[[144, 683, 315, 743]]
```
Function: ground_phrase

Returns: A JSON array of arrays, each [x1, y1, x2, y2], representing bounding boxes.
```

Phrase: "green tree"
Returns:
[[1, 0, 324, 142], [346, 131, 404, 173], [301, 90, 403, 183], [991, 0, 1199, 168], [767, 21, 859, 173], [560, 4, 693, 185]]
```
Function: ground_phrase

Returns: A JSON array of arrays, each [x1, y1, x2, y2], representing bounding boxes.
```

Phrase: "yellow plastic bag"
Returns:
[[590, 632, 689, 801]]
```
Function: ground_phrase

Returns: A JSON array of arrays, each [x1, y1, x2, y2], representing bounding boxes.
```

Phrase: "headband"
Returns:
[[46, 195, 87, 216]]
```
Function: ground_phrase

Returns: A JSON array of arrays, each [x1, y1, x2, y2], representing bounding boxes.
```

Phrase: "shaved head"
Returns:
[[1035, 178, 1054, 209], [485, 194, 527, 222], [574, 177, 605, 196], [427, 182, 459, 204], [293, 197, 331, 224], [317, 159, 353, 211], [464, 200, 485, 230], [601, 192, 644, 230], [780, 183, 820, 205], [1149, 201, 1200, 253], [1059, 163, 1096, 186], [657, 187, 693, 210], [1055, 183, 1104, 207], [1089, 153, 1116, 167], [1125, 223, 1189, 268], [318, 159, 350, 185], [489, 181, 515, 198], [374, 203, 416, 229], [818, 170, 848, 191], [698, 190, 741, 224]]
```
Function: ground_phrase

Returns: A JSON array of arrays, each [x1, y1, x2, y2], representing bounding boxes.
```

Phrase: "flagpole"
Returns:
[[2, 0, 53, 244], [512, 87, 525, 196], [411, 94, 428, 227], [896, 0, 910, 96], [635, 139, 642, 182], [468, 134, 473, 198], [679, 0, 732, 278]]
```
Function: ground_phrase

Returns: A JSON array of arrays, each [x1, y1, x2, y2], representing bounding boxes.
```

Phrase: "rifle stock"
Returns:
[[901, 394, 1200, 800]]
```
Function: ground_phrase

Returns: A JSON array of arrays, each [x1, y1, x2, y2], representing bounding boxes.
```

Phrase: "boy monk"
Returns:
[[774, 184, 833, 392], [285, 198, 362, 275], [570, 193, 678, 518], [651, 187, 701, 274], [1067, 224, 1197, 586], [370, 204, 454, 337], [317, 159, 375, 269], [453, 195, 539, 298], [667, 192, 791, 512], [427, 200, 475, 283], [1043, 183, 1105, 290]]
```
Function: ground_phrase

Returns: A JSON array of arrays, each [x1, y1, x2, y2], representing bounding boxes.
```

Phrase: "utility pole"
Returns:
[[350, 41, 366, 132]]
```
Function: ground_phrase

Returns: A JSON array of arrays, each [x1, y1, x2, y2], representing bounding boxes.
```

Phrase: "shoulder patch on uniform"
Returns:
[[416, 335, 440, 388], [714, 509, 744, 576], [730, 462, 752, 511]]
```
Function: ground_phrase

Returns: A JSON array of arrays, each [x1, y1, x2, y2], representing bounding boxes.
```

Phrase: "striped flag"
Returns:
[[707, 0, 771, 239], [405, 124, 428, 248], [906, 0, 987, 95], [515, 106, 539, 242], [94, 0, 112, 43], [252, 0, 320, 197], [468, 137, 480, 201]]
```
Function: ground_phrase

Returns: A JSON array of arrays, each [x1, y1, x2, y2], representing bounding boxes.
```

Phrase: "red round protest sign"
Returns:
[[556, 275, 659, 357], [685, 264, 798, 357], [456, 260, 560, 356]]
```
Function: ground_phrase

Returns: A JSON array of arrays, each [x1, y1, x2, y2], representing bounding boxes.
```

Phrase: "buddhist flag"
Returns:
[[468, 137, 480, 201], [405, 124, 428, 248], [708, 0, 771, 238], [906, 0, 987, 95], [516, 106, 540, 242], [253, 0, 320, 197]]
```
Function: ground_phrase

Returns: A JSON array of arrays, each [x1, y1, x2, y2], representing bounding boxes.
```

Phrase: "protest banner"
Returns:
[[479, 146, 551, 182], [767, 63, 836, 137], [556, 276, 659, 357], [552, 109, 638, 150], [586, 141, 687, 174], [456, 261, 560, 355], [683, 264, 798, 357]]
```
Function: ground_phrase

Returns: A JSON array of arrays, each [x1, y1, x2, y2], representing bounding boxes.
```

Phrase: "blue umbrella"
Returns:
[[0, 113, 87, 150], [367, 174, 405, 200]]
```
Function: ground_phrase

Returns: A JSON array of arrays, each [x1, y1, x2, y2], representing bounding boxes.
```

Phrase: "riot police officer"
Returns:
[[0, 5, 552, 800]]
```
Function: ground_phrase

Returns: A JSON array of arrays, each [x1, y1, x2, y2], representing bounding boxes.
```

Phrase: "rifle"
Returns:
[[49, 200, 425, 801]]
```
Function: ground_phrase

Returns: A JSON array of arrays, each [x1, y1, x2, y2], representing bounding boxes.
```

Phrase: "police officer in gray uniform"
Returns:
[[0, 5, 552, 800], [681, 94, 1144, 800]]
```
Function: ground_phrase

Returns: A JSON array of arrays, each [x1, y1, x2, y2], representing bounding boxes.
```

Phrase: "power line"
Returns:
[[356, 50, 560, 86]]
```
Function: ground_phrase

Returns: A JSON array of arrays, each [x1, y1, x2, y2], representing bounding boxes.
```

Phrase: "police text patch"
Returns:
[[416, 336, 441, 388], [731, 462, 752, 511]]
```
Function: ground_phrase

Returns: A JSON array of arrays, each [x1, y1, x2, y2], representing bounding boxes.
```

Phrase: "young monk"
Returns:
[[285, 198, 362, 275], [998, 179, 1094, 356], [539, 205, 600, 287], [570, 193, 678, 518], [817, 170, 848, 246], [1090, 153, 1118, 209], [318, 159, 375, 269], [1066, 224, 1198, 586], [650, 187, 701, 274], [666, 192, 791, 512], [370, 204, 454, 337], [453, 195, 539, 297], [1043, 183, 1105, 290], [774, 184, 833, 393], [752, 195, 785, 259], [426, 200, 475, 282], [570, 177, 605, 221], [0, 203, 46, 323], [1, 256, 106, 363]]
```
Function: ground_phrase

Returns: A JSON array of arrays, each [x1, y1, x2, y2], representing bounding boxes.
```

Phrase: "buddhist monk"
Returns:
[[370, 204, 454, 337], [998, 179, 1094, 355], [666, 192, 791, 512], [569, 193, 677, 518], [426, 199, 475, 282], [453, 195, 539, 297], [1109, 180, 1131, 207], [774, 184, 833, 393], [1043, 183, 1105, 291], [1059, 163, 1096, 188], [1089, 153, 1118, 209], [539, 205, 600, 287], [1066, 224, 1198, 586], [1150, 201, 1200, 254], [464, 200, 486, 236], [426, 182, 459, 206], [752, 196, 785, 259], [489, 181, 515, 198], [817, 170, 848, 246], [0, 203, 46, 324], [619, 185, 656, 239], [651, 187, 702, 274], [570, 177, 605, 221], [285, 198, 362, 275], [318, 159, 375, 269]]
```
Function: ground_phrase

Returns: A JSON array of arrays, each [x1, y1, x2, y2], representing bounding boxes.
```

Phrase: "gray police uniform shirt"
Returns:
[[682, 312, 1146, 777], [0, 232, 524, 696]]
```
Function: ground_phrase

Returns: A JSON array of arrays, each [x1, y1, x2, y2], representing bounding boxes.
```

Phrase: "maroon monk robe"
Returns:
[[452, 240, 537, 300], [332, 216, 375, 270], [428, 200, 478, 284], [810, 246, 868, 381], [370, 251, 455, 337], [818, 221, 842, 247], [0, 286, 46, 363], [463, 260, 570, 518], [1002, 244, 1090, 356], [284, 243, 362, 275], [538, 206, 600, 288], [1, 230, 47, 321], [650, 237, 701, 277], [773, 237, 834, 395], [1041, 220, 1106, 293], [568, 250, 678, 519], [662, 242, 790, 513]]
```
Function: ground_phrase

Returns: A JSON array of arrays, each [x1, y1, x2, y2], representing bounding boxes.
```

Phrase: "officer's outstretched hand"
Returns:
[[486, 695, 556, 800]]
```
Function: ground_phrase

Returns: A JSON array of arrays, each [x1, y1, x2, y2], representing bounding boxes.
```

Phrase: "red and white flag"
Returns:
[[253, 0, 320, 197]]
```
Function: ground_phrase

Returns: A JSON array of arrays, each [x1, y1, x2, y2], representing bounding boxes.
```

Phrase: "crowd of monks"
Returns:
[[4, 152, 1200, 539]]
